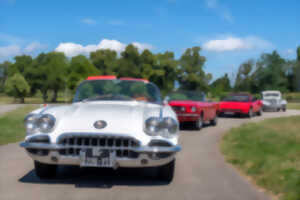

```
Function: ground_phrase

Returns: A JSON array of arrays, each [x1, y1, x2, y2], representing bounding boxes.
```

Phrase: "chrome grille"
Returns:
[[265, 99, 277, 105], [172, 106, 185, 113], [57, 133, 140, 158]]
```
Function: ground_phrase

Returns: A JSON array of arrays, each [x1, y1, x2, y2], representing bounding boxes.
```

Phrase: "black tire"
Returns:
[[248, 108, 253, 118], [34, 161, 57, 179], [210, 115, 218, 126], [195, 115, 203, 130], [282, 106, 286, 112], [257, 108, 262, 116], [158, 160, 175, 182]]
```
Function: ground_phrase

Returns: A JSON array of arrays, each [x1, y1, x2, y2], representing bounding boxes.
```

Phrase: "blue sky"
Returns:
[[1, 0, 300, 80]]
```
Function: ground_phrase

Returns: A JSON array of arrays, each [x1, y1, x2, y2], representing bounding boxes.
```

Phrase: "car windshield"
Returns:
[[223, 95, 250, 102], [264, 93, 279, 97], [167, 90, 205, 101], [73, 79, 162, 104]]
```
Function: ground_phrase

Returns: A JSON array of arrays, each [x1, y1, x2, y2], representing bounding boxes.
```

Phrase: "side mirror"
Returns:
[[163, 96, 170, 105]]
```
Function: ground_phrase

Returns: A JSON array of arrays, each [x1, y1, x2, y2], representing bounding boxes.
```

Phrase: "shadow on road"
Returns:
[[19, 166, 169, 188]]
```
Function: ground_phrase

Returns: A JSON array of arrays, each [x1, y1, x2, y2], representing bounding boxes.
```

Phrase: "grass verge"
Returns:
[[221, 116, 300, 200], [287, 103, 300, 110], [0, 105, 38, 145]]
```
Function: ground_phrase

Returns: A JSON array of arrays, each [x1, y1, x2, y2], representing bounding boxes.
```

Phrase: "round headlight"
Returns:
[[24, 114, 38, 135], [37, 114, 56, 133], [191, 106, 197, 112], [160, 117, 179, 138], [144, 117, 161, 136]]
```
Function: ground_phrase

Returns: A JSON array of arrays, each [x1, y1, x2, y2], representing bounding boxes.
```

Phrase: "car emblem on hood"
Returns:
[[94, 120, 107, 129]]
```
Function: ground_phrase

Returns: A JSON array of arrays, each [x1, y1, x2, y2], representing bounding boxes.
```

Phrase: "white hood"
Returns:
[[33, 101, 177, 144]]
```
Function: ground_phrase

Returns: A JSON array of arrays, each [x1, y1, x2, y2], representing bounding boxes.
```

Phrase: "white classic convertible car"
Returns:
[[20, 76, 181, 182]]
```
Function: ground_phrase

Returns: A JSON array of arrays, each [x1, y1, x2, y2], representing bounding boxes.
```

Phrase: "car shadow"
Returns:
[[19, 166, 169, 188], [218, 114, 248, 119], [179, 122, 209, 131]]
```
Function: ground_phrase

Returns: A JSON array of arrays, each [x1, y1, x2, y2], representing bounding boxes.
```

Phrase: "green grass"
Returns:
[[287, 103, 300, 110], [221, 116, 300, 200], [0, 105, 38, 145], [0, 91, 73, 104]]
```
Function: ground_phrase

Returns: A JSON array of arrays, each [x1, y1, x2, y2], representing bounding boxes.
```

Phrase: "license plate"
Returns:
[[224, 111, 235, 115], [79, 148, 115, 168]]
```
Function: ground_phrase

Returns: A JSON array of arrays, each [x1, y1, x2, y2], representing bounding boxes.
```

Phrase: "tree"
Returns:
[[152, 52, 178, 95], [294, 46, 300, 91], [68, 55, 100, 91], [8, 55, 33, 76], [178, 47, 209, 92], [118, 44, 142, 78], [90, 49, 118, 75], [27, 52, 69, 102], [4, 73, 30, 103], [0, 61, 12, 92], [234, 59, 254, 92], [210, 73, 231, 97], [251, 51, 288, 93]]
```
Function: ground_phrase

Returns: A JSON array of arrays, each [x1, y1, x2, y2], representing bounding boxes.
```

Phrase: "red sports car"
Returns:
[[166, 91, 219, 130], [219, 93, 263, 117]]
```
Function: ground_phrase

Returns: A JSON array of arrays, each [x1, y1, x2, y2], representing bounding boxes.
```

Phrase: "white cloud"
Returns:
[[0, 45, 21, 58], [24, 42, 47, 53], [55, 39, 153, 57], [286, 49, 294, 55], [203, 36, 273, 52], [205, 0, 234, 23], [81, 18, 97, 25]]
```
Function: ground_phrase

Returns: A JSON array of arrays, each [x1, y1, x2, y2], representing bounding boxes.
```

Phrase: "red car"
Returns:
[[166, 91, 219, 130], [219, 93, 263, 117]]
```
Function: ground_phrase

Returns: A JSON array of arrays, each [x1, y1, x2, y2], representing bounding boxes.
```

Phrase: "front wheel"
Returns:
[[282, 106, 286, 112], [195, 116, 203, 130], [257, 108, 262, 116], [210, 115, 218, 126], [34, 161, 57, 179], [248, 108, 253, 118], [158, 160, 175, 182]]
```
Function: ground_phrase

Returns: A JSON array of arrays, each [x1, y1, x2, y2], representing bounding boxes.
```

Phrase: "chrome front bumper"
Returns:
[[20, 142, 181, 168]]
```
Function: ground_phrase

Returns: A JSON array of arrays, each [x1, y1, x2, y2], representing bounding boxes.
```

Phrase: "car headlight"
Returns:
[[24, 113, 56, 135], [145, 117, 161, 136], [37, 114, 56, 133], [160, 117, 179, 138], [191, 106, 197, 112], [144, 117, 179, 138], [24, 114, 39, 135]]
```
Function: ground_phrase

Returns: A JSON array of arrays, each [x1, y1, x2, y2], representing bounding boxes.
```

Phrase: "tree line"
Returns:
[[0, 44, 300, 103], [210, 47, 300, 98], [0, 45, 211, 103]]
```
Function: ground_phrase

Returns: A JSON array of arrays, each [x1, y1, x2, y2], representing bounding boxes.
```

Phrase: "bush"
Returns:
[[4, 73, 30, 103]]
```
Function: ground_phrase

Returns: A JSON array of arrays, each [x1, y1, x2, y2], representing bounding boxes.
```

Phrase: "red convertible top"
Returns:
[[86, 75, 117, 80]]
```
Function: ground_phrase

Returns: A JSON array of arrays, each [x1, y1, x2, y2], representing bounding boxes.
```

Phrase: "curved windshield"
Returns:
[[167, 90, 205, 101], [264, 93, 279, 97], [223, 94, 250, 102], [73, 80, 162, 104]]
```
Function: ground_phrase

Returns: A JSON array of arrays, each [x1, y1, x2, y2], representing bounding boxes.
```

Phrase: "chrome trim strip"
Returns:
[[20, 142, 181, 153]]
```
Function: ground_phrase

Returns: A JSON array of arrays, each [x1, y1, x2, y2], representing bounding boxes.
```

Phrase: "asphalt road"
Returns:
[[1, 109, 300, 200], [0, 104, 24, 116]]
